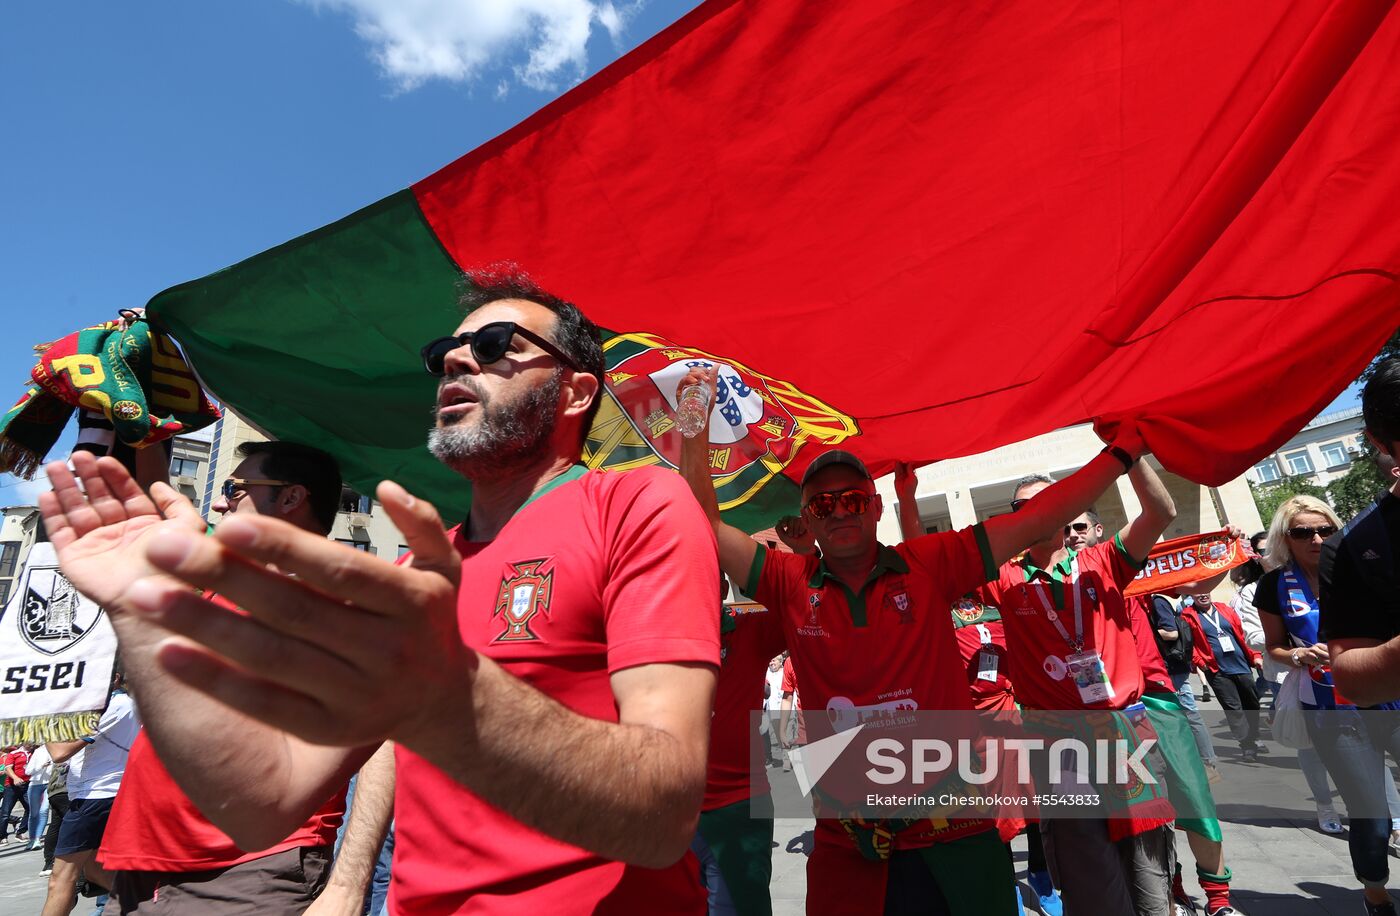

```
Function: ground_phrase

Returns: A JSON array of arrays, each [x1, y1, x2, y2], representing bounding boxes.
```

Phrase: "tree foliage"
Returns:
[[1250, 444, 1390, 526], [1359, 326, 1400, 384], [1328, 439, 1389, 521]]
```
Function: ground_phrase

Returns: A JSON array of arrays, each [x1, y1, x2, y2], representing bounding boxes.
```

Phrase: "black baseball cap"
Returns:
[[800, 449, 872, 488]]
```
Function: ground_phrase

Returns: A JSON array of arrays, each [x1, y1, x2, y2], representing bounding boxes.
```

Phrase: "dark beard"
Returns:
[[427, 371, 562, 480]]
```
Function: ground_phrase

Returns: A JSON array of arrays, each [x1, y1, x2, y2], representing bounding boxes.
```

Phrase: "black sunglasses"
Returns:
[[1287, 524, 1337, 542], [420, 321, 582, 376], [803, 488, 873, 520], [221, 478, 292, 501], [1010, 498, 1029, 513]]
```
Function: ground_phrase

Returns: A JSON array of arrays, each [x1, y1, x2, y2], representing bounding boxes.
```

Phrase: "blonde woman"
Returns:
[[1257, 495, 1399, 913]]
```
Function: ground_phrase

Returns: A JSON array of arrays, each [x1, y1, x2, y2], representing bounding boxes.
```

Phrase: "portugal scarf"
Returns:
[[1124, 531, 1252, 598], [0, 313, 221, 477]]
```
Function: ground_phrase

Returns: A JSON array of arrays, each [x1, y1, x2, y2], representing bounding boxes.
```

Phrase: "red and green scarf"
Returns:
[[0, 313, 221, 477]]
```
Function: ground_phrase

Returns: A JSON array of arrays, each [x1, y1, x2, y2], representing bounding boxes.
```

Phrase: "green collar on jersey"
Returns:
[[516, 463, 590, 515], [1018, 534, 1133, 606], [807, 543, 909, 627]]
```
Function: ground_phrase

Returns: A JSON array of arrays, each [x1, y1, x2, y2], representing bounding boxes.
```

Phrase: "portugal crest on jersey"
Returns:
[[493, 558, 555, 643], [584, 332, 858, 511]]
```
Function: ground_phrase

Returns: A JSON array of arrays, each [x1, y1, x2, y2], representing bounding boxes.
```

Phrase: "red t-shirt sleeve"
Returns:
[[781, 657, 798, 695], [1100, 535, 1147, 591], [598, 469, 722, 673], [902, 525, 999, 601], [745, 545, 812, 621]]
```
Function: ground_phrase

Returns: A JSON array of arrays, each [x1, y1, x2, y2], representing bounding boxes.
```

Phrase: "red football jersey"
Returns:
[[1126, 595, 1174, 695], [979, 537, 1147, 711], [747, 527, 999, 848], [100, 592, 346, 872], [705, 605, 785, 811], [391, 466, 719, 915], [1, 748, 28, 786], [780, 655, 800, 707]]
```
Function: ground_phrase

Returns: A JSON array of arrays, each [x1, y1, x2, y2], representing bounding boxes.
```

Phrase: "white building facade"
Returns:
[[0, 506, 41, 606], [877, 421, 1264, 552], [1245, 407, 1366, 489]]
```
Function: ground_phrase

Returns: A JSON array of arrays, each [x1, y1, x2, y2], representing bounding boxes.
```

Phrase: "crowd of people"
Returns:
[[12, 264, 1400, 916]]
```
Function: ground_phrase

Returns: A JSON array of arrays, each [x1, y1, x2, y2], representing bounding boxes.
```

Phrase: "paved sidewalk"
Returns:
[[765, 814, 1395, 915]]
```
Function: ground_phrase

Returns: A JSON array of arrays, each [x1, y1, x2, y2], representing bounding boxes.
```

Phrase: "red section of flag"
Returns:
[[413, 0, 1400, 484]]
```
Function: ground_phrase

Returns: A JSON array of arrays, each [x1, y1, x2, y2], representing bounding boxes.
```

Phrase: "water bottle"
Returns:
[[677, 383, 712, 439]]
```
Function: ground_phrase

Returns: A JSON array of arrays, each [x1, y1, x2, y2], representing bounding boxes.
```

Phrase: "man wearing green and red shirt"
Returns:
[[677, 365, 1145, 916], [980, 466, 1177, 916]]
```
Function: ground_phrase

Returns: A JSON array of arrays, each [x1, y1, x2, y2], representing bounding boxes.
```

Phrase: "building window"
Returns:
[[1321, 442, 1349, 469], [0, 542, 18, 579], [1285, 451, 1314, 475], [339, 488, 372, 514], [335, 538, 375, 555], [1254, 461, 1281, 483], [171, 457, 201, 478]]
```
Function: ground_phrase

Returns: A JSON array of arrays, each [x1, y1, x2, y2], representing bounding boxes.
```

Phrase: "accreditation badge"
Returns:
[[1066, 649, 1113, 705], [976, 649, 1000, 683]]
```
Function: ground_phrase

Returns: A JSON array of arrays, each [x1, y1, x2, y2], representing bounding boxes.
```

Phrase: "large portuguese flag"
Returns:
[[148, 0, 1400, 531]]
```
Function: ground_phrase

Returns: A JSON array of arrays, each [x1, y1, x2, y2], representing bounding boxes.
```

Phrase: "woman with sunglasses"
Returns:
[[1256, 495, 1400, 915]]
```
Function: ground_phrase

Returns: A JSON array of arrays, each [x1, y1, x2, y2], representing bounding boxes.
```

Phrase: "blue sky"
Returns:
[[0, 0, 1362, 506], [0, 0, 701, 504]]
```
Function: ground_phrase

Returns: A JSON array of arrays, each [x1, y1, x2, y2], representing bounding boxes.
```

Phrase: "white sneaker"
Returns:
[[38, 867, 52, 877], [1318, 807, 1344, 834], [1389, 829, 1400, 858]]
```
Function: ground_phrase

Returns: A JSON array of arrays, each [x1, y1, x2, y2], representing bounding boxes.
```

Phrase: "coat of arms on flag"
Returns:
[[585, 332, 858, 517]]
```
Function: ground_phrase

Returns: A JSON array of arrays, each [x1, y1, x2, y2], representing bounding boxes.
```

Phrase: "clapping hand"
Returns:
[[39, 453, 206, 610]]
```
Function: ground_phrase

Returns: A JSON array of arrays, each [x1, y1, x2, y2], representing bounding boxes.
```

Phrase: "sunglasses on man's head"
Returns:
[[1287, 524, 1338, 541], [802, 488, 873, 520], [421, 321, 582, 376], [1064, 522, 1092, 535]]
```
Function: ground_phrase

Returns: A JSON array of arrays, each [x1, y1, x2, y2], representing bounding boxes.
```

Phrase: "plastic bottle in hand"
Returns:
[[678, 383, 712, 439]]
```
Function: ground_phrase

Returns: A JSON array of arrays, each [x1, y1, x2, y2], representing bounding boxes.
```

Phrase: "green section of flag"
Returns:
[[707, 467, 799, 534], [149, 189, 801, 533], [148, 190, 477, 523]]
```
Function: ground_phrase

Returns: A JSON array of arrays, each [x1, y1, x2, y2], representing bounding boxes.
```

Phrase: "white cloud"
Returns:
[[1, 465, 50, 509], [299, 0, 634, 93]]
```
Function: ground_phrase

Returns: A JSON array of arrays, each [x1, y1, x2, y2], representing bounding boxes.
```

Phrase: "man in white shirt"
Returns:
[[40, 674, 141, 916], [762, 654, 786, 766]]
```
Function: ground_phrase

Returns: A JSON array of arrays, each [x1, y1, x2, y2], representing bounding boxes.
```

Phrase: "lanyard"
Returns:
[[1030, 557, 1085, 652], [1203, 607, 1226, 637]]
